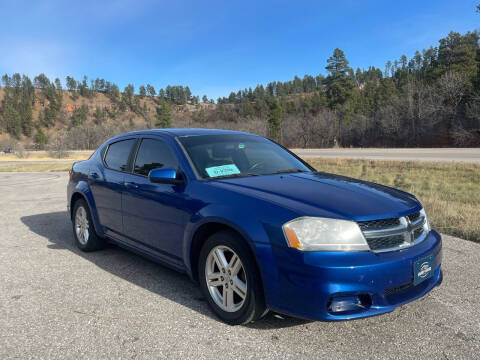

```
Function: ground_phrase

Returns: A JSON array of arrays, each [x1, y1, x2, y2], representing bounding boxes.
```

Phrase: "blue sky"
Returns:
[[0, 0, 478, 100]]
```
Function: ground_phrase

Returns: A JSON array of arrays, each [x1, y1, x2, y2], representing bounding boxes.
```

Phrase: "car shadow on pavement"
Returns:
[[21, 211, 312, 329]]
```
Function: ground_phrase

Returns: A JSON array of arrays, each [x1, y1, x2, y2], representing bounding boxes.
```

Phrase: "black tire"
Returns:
[[198, 230, 266, 325], [72, 198, 105, 252]]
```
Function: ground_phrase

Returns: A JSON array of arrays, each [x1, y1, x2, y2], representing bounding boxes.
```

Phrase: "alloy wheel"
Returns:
[[205, 245, 248, 312], [75, 206, 89, 245]]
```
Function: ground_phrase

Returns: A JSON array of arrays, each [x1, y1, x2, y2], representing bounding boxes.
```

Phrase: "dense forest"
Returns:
[[1, 26, 480, 151], [217, 30, 480, 148]]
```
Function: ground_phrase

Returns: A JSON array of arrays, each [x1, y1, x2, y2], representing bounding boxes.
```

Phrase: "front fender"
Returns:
[[70, 181, 104, 237], [182, 204, 282, 307]]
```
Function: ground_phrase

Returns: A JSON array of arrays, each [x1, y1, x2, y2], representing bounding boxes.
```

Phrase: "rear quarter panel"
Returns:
[[68, 158, 105, 236]]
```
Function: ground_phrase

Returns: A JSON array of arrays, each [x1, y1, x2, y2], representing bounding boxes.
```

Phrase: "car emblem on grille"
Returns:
[[359, 212, 426, 252], [400, 216, 415, 243]]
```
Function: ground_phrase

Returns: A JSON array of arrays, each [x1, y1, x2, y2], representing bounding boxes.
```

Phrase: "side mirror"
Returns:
[[148, 168, 184, 185]]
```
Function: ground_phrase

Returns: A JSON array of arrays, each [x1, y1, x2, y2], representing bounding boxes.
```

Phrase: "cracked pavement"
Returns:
[[0, 172, 479, 359]]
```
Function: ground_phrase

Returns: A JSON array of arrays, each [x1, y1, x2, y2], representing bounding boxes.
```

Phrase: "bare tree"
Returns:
[[437, 71, 471, 130]]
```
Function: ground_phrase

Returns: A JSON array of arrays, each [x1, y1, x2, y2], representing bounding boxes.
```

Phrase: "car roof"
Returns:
[[117, 128, 255, 138]]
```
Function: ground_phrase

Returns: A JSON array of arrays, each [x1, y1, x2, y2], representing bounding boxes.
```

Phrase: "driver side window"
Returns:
[[133, 139, 179, 177]]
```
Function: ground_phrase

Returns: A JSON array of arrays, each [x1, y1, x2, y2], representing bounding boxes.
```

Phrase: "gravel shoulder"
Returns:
[[0, 172, 479, 359]]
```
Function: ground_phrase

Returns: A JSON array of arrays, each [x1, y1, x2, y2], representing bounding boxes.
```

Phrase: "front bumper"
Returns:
[[267, 229, 442, 320]]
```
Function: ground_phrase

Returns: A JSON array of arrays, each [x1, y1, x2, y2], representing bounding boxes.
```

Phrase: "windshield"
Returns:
[[178, 134, 313, 179]]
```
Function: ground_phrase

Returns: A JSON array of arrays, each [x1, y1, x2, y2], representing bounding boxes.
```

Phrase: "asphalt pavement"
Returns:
[[0, 172, 479, 359]]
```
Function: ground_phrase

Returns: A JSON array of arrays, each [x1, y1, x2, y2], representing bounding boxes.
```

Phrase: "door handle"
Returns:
[[89, 172, 99, 179], [124, 182, 139, 189]]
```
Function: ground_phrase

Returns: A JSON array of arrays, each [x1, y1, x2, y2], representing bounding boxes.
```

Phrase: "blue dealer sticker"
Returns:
[[205, 164, 241, 178]]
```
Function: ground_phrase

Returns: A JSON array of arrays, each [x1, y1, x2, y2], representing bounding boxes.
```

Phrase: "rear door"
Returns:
[[90, 138, 137, 237], [122, 137, 188, 264]]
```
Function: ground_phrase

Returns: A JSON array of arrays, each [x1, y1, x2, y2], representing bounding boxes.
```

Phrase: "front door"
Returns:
[[122, 138, 188, 265]]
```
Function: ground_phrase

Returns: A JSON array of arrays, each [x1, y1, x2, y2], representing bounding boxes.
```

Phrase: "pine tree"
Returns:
[[94, 106, 106, 124], [146, 84, 156, 97], [185, 86, 192, 103], [20, 75, 34, 137], [325, 48, 356, 108], [216, 103, 226, 120], [70, 105, 88, 127], [34, 129, 49, 149], [158, 88, 165, 100], [242, 101, 255, 118], [66, 76, 79, 100], [139, 85, 146, 98], [123, 84, 135, 103], [66, 76, 76, 91], [4, 105, 22, 138], [34, 73, 50, 89], [267, 98, 282, 140], [155, 101, 172, 128], [436, 31, 479, 81], [254, 99, 269, 118], [195, 108, 206, 122], [78, 75, 90, 97]]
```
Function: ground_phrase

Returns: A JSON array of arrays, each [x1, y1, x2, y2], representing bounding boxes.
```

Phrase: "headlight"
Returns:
[[282, 217, 369, 251], [420, 208, 431, 232]]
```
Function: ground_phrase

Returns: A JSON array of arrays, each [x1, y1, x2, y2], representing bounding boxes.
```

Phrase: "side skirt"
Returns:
[[105, 235, 187, 274]]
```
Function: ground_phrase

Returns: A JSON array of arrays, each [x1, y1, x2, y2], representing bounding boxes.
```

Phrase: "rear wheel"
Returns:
[[198, 230, 266, 325], [72, 199, 105, 252]]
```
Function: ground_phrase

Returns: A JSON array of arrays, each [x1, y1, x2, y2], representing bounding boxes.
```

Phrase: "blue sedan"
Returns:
[[67, 129, 442, 324]]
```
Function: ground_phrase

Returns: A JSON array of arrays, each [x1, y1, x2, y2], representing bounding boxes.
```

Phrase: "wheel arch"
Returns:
[[69, 192, 85, 219], [69, 187, 103, 237], [188, 220, 265, 299]]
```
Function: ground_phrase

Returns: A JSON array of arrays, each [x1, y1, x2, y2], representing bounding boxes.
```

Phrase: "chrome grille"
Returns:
[[358, 211, 428, 253], [357, 218, 400, 231], [407, 211, 421, 223], [413, 227, 424, 240], [365, 235, 405, 251]]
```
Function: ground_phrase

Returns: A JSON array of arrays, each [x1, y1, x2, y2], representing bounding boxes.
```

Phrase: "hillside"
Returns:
[[0, 86, 216, 127], [1, 29, 480, 151], [0, 86, 221, 151]]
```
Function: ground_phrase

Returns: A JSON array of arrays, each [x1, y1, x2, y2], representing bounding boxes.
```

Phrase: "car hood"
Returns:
[[209, 172, 421, 221]]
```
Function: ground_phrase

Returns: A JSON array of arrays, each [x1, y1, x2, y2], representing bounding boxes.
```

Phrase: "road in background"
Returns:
[[2, 148, 479, 167], [0, 172, 479, 359], [292, 148, 480, 163]]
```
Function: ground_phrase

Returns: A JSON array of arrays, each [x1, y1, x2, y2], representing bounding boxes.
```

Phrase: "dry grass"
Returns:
[[0, 151, 92, 162], [0, 163, 73, 172], [1, 154, 478, 242], [307, 158, 480, 243]]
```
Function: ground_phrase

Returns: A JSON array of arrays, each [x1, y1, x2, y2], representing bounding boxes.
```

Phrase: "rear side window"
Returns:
[[104, 139, 136, 172], [133, 139, 178, 176]]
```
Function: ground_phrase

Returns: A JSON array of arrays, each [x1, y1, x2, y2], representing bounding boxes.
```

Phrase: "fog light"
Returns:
[[328, 295, 369, 314]]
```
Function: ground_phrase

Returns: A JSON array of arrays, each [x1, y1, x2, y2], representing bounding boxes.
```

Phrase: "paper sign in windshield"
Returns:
[[205, 164, 241, 178]]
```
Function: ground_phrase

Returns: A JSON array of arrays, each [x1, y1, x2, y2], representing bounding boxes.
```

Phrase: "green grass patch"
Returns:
[[307, 158, 480, 242]]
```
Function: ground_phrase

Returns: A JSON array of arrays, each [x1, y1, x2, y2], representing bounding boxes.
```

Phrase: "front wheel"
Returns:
[[72, 199, 105, 252], [198, 231, 266, 325]]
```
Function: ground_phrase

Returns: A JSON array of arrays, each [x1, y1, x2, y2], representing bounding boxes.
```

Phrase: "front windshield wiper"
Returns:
[[265, 169, 309, 175], [209, 173, 259, 180]]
